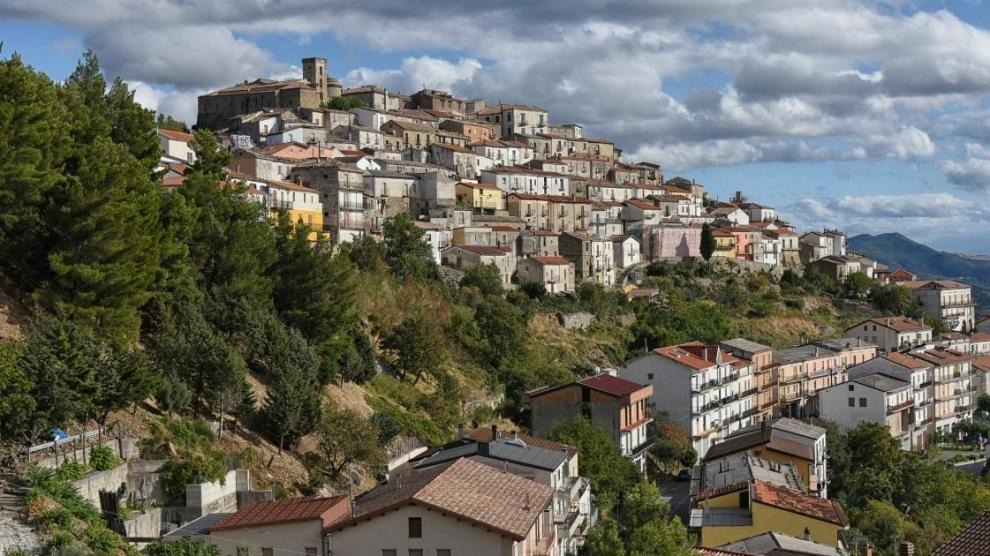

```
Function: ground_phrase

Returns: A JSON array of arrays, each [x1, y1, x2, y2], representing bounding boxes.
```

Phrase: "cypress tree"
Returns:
[[261, 364, 322, 453], [700, 223, 716, 261]]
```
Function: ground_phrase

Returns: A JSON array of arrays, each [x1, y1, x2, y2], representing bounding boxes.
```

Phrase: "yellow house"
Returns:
[[694, 480, 848, 548], [455, 182, 505, 214], [703, 422, 824, 496], [712, 227, 737, 259], [266, 179, 324, 241]]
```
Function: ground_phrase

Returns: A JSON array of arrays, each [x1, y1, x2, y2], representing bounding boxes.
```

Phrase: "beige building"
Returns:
[[158, 129, 196, 164], [289, 162, 366, 244], [442, 245, 517, 288], [325, 458, 556, 556], [456, 182, 506, 214], [559, 232, 615, 285], [410, 88, 486, 116], [904, 280, 977, 332], [506, 194, 591, 234], [476, 103, 549, 138], [517, 256, 576, 293]]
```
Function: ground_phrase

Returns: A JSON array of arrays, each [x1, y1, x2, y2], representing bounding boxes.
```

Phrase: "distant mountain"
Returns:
[[848, 233, 990, 313]]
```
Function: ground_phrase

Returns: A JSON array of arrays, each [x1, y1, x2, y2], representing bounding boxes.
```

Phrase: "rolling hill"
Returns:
[[848, 233, 990, 313]]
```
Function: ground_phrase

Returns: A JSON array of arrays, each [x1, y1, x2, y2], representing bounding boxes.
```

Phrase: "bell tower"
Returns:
[[302, 57, 328, 105]]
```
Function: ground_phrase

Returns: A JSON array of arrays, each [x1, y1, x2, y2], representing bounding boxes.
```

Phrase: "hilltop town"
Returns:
[[2, 53, 990, 556]]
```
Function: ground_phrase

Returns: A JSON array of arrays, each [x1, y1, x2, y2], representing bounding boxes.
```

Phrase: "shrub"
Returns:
[[88, 445, 121, 471], [54, 461, 88, 481], [160, 453, 226, 501], [40, 507, 74, 529]]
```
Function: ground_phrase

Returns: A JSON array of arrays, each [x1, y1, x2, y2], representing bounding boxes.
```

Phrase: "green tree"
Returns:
[[582, 519, 626, 556], [844, 272, 875, 299], [271, 213, 358, 342], [385, 315, 446, 385], [324, 96, 367, 110], [261, 364, 322, 453], [873, 284, 914, 315], [699, 223, 716, 261], [339, 330, 377, 385], [93, 347, 157, 424], [0, 54, 71, 287], [460, 264, 505, 297], [155, 379, 192, 417], [550, 417, 639, 511], [308, 405, 386, 489], [474, 297, 529, 370], [0, 341, 34, 442], [382, 214, 437, 280], [19, 315, 100, 440], [978, 394, 990, 414], [650, 420, 696, 474], [155, 113, 190, 133]]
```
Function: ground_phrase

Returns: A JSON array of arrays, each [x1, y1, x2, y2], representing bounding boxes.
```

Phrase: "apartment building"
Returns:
[[719, 338, 776, 422], [525, 372, 654, 471], [820, 374, 915, 450], [847, 353, 935, 450], [769, 340, 876, 418], [904, 280, 977, 332], [289, 162, 366, 244], [908, 347, 977, 436], [844, 316, 933, 353], [623, 343, 758, 457]]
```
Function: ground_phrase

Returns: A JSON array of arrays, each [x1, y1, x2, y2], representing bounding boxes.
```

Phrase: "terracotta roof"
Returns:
[[704, 428, 773, 461], [933, 510, 990, 555], [162, 176, 186, 187], [465, 427, 578, 457], [973, 355, 990, 373], [211, 496, 348, 531], [752, 481, 848, 526], [884, 351, 931, 370], [507, 193, 591, 203], [694, 548, 753, 556], [528, 256, 570, 266], [888, 268, 916, 280], [459, 181, 500, 191], [625, 199, 658, 210], [325, 458, 552, 540], [159, 128, 194, 142], [908, 347, 974, 367], [653, 346, 716, 372], [856, 316, 930, 333], [578, 372, 648, 397]]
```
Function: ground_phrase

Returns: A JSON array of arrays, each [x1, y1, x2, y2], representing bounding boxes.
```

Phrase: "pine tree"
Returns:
[[271, 213, 358, 342], [700, 222, 716, 261], [261, 364, 322, 453], [0, 54, 71, 286], [94, 347, 157, 424], [0, 341, 34, 442]]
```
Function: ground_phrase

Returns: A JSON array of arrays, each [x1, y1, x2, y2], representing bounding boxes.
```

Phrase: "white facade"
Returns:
[[480, 168, 570, 196], [819, 378, 914, 450], [471, 142, 534, 166], [622, 346, 757, 457]]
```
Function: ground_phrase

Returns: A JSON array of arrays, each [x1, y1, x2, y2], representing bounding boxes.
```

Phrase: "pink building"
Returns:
[[641, 224, 701, 260]]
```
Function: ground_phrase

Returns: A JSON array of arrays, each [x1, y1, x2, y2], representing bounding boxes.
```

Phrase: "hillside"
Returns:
[[848, 232, 990, 311]]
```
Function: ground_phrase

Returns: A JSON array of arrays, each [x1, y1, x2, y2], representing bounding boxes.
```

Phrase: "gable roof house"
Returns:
[[325, 458, 556, 556]]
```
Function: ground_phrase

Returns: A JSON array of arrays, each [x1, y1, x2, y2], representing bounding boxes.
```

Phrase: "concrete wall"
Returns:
[[123, 507, 163, 539], [208, 519, 324, 556], [72, 463, 129, 506], [34, 437, 138, 470]]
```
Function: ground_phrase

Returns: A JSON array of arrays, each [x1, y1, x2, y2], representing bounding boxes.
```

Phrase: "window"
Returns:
[[408, 551, 423, 556], [262, 549, 273, 556], [859, 398, 867, 407], [648, 373, 654, 380], [382, 551, 397, 556], [848, 384, 854, 391], [437, 550, 451, 556], [848, 397, 855, 407], [305, 549, 317, 556], [408, 517, 422, 538]]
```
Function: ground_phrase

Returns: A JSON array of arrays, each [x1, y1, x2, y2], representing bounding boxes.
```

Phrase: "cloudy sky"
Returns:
[[3, 1, 990, 253]]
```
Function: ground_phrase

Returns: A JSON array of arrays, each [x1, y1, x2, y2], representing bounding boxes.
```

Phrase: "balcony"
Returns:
[[339, 201, 364, 211], [528, 532, 555, 556], [956, 404, 973, 414], [271, 199, 294, 210], [886, 399, 915, 415], [739, 387, 758, 398]]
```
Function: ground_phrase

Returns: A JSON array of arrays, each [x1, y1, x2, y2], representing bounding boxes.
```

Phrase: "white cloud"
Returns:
[[343, 56, 481, 93], [943, 157, 990, 192]]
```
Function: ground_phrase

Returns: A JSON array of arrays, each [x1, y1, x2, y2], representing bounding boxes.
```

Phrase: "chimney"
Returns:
[[898, 542, 915, 556], [491, 424, 500, 440]]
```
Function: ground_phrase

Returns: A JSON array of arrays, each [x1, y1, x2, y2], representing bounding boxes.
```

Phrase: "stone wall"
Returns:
[[557, 311, 594, 330], [71, 463, 129, 506]]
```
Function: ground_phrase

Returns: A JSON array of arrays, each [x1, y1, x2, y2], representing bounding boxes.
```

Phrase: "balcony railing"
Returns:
[[739, 387, 758, 398], [886, 399, 915, 415], [339, 201, 365, 211], [528, 533, 556, 556], [956, 404, 973, 414]]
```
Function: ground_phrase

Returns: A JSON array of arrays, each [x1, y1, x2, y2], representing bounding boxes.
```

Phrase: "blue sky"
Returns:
[[2, 1, 990, 253]]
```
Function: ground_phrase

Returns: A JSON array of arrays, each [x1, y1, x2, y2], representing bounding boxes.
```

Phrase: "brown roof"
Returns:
[[529, 256, 570, 266], [211, 496, 348, 531], [159, 128, 195, 142], [653, 346, 716, 372], [884, 351, 931, 370], [325, 458, 552, 540], [909, 347, 974, 367], [858, 316, 930, 333], [459, 182, 501, 191], [752, 481, 848, 526], [695, 548, 754, 556], [973, 355, 990, 373], [704, 429, 773, 461], [507, 193, 591, 203], [625, 199, 658, 210], [465, 427, 578, 457], [933, 511, 990, 556], [888, 268, 916, 280], [578, 373, 648, 397]]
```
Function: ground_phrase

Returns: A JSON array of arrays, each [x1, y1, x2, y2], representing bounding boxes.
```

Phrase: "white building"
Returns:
[[622, 343, 757, 457], [819, 373, 915, 450], [905, 280, 977, 332], [158, 129, 196, 164], [470, 140, 535, 166], [846, 353, 935, 450], [480, 166, 571, 197], [844, 316, 933, 354]]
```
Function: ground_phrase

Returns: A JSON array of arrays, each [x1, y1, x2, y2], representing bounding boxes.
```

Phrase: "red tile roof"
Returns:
[[578, 373, 648, 397], [884, 351, 931, 370], [625, 199, 658, 210], [933, 510, 990, 556], [158, 128, 195, 142], [653, 345, 716, 371], [752, 481, 848, 526], [909, 347, 974, 366], [973, 355, 990, 373], [457, 245, 513, 256], [694, 548, 753, 556], [459, 181, 501, 190], [857, 316, 931, 333], [325, 458, 552, 540], [211, 496, 348, 531]]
